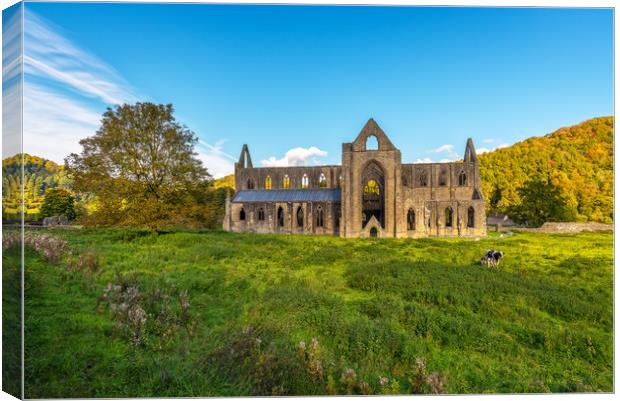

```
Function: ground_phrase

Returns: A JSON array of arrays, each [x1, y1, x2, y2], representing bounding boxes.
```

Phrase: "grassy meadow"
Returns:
[[10, 228, 613, 397]]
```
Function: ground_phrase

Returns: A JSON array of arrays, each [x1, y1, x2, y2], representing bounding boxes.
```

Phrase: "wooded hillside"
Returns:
[[2, 154, 67, 220], [478, 116, 613, 224]]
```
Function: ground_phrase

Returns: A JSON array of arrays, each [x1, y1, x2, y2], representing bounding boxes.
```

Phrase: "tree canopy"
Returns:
[[65, 102, 212, 231], [40, 187, 76, 220]]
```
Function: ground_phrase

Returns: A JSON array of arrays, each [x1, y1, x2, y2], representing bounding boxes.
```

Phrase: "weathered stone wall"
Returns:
[[515, 222, 613, 233], [228, 201, 340, 235]]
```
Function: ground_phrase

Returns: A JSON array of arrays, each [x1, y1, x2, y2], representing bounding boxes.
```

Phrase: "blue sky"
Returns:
[[11, 3, 615, 177]]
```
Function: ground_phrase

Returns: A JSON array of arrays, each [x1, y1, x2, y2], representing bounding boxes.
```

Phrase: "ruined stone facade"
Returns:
[[223, 119, 486, 238]]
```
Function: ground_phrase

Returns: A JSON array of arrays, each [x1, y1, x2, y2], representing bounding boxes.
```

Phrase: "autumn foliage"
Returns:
[[478, 116, 613, 225]]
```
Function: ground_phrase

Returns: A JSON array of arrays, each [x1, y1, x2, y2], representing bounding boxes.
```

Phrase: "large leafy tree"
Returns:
[[507, 174, 578, 227], [65, 103, 211, 231], [40, 187, 76, 220]]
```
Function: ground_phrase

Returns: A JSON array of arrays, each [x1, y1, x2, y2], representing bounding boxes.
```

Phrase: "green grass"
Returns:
[[21, 228, 613, 397]]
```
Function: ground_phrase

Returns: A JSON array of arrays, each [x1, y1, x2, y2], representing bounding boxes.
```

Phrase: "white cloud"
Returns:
[[261, 146, 328, 167], [430, 143, 459, 161], [476, 143, 510, 155], [195, 139, 236, 179], [415, 157, 433, 163], [23, 11, 139, 105], [23, 84, 102, 162], [432, 144, 455, 154]]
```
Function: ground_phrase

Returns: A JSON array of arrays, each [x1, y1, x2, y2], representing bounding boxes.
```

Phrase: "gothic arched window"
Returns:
[[459, 170, 467, 186], [439, 169, 447, 186], [365, 135, 379, 151], [419, 170, 428, 187], [316, 206, 324, 227], [282, 174, 290, 189], [445, 207, 453, 227], [257, 208, 265, 221], [407, 208, 415, 230], [247, 178, 255, 190], [265, 175, 272, 190], [277, 206, 284, 227], [467, 206, 475, 228], [338, 175, 344, 188], [239, 208, 246, 221], [301, 174, 309, 189], [296, 206, 304, 227], [319, 173, 327, 188]]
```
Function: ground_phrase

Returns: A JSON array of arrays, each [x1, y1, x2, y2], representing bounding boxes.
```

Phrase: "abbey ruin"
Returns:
[[223, 119, 486, 238]]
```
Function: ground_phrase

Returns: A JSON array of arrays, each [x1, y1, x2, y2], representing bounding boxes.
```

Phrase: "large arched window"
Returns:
[[419, 170, 428, 187], [316, 206, 324, 227], [445, 207, 453, 227], [318, 173, 327, 188], [459, 170, 467, 186], [296, 206, 304, 227], [362, 161, 385, 228], [407, 208, 415, 231], [239, 208, 246, 221], [247, 178, 255, 190], [277, 206, 284, 227], [257, 208, 265, 221], [301, 174, 309, 189], [467, 206, 475, 228], [282, 174, 290, 189], [439, 169, 448, 186], [265, 175, 272, 190], [365, 135, 379, 151]]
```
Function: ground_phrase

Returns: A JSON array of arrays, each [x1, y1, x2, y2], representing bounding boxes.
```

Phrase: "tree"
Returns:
[[40, 187, 76, 220], [507, 174, 577, 227], [65, 103, 211, 231]]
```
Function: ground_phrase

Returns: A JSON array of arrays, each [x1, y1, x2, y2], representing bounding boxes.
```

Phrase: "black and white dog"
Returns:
[[480, 250, 504, 268]]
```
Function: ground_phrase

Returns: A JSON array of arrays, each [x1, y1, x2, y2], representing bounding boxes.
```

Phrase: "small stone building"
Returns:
[[223, 119, 486, 238]]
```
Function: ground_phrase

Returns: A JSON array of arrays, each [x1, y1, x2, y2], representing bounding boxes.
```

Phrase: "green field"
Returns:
[[11, 228, 613, 397]]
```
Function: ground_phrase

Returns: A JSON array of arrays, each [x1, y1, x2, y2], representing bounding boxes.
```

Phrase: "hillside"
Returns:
[[212, 174, 235, 190], [2, 154, 67, 220], [478, 116, 613, 224]]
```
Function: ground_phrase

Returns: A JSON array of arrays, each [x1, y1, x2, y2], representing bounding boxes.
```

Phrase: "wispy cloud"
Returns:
[[23, 11, 138, 105], [2, 5, 22, 159], [261, 146, 328, 167], [432, 144, 455, 154], [430, 143, 459, 162], [195, 139, 236, 178], [19, 10, 236, 179], [415, 157, 433, 163], [19, 10, 143, 163], [23, 84, 102, 162]]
